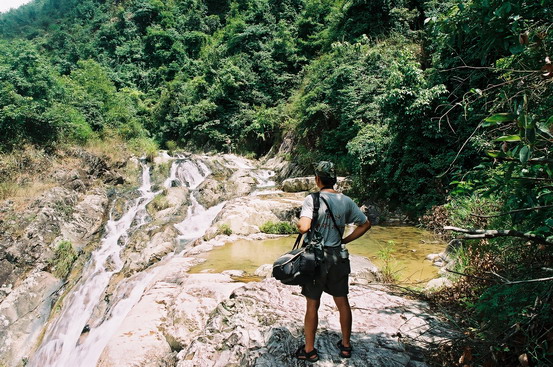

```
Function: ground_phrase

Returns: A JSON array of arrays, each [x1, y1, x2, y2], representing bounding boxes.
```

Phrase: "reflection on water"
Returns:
[[348, 226, 444, 284], [189, 226, 445, 285]]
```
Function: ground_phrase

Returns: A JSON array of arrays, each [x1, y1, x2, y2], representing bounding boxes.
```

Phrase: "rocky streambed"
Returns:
[[0, 151, 456, 367]]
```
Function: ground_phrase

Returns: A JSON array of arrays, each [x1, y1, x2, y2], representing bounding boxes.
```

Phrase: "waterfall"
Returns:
[[250, 168, 282, 196], [26, 155, 258, 367], [171, 158, 224, 245], [163, 156, 210, 190], [174, 195, 225, 244], [27, 162, 157, 367]]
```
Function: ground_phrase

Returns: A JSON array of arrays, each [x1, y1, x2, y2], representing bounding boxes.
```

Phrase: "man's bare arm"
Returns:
[[341, 220, 371, 245], [297, 216, 312, 234]]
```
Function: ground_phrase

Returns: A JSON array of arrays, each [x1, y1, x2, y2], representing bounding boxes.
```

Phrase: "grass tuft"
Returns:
[[259, 221, 297, 235], [49, 240, 78, 279], [217, 223, 233, 236]]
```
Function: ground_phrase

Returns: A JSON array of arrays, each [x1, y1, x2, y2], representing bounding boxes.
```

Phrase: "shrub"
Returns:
[[128, 137, 158, 162], [259, 221, 297, 235], [217, 223, 232, 236], [165, 140, 178, 155], [49, 240, 78, 279]]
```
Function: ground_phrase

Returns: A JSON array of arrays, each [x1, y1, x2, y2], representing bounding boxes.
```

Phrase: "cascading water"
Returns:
[[171, 158, 225, 245], [250, 169, 276, 189], [163, 156, 210, 190], [27, 154, 271, 367], [28, 162, 157, 367], [250, 169, 281, 196]]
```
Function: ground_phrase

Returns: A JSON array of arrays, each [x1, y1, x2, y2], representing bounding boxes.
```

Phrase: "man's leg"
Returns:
[[304, 297, 321, 353], [333, 296, 352, 354]]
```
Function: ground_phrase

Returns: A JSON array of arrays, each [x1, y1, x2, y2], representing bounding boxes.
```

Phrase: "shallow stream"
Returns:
[[190, 225, 445, 285]]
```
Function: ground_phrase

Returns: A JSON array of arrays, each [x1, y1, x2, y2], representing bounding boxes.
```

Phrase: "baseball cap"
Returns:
[[314, 161, 336, 179]]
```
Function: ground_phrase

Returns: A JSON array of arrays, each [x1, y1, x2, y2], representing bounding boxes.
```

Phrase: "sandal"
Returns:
[[337, 340, 353, 358], [295, 345, 319, 362]]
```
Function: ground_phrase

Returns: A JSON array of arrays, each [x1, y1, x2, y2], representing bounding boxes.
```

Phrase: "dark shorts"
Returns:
[[301, 247, 351, 299]]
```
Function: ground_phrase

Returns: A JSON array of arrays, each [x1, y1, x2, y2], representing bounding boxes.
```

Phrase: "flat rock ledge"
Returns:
[[175, 277, 453, 367], [93, 246, 454, 367]]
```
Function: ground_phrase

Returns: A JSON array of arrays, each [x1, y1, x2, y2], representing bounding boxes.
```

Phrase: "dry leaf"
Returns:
[[542, 63, 553, 79], [459, 347, 473, 363], [518, 353, 529, 367], [519, 31, 529, 45]]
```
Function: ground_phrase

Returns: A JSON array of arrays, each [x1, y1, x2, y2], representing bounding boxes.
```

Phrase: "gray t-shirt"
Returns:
[[300, 192, 368, 248]]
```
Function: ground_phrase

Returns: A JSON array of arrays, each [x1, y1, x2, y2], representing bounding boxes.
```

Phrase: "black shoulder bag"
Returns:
[[272, 193, 322, 285]]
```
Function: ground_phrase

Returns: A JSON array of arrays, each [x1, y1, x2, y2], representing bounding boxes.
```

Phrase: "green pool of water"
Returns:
[[189, 226, 445, 284]]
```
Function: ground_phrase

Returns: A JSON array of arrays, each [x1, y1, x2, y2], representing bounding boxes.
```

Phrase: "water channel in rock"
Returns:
[[189, 225, 445, 285]]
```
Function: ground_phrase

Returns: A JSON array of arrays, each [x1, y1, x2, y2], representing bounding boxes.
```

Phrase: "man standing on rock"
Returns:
[[295, 161, 371, 362]]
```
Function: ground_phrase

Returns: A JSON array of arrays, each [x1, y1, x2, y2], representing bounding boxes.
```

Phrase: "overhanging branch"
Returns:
[[470, 204, 553, 218], [444, 226, 553, 246]]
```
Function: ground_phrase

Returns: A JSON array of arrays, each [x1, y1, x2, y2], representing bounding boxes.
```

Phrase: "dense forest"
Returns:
[[0, 0, 551, 365]]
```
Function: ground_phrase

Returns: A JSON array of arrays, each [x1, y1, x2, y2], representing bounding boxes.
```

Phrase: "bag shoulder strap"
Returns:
[[320, 195, 344, 238], [292, 233, 302, 250], [294, 192, 321, 250], [311, 192, 320, 227]]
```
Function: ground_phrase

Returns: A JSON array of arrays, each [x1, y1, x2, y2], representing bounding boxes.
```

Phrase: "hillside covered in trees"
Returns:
[[0, 0, 552, 365]]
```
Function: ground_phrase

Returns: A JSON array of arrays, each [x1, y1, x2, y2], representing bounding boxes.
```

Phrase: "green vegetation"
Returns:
[[49, 240, 78, 279], [0, 0, 552, 365], [216, 223, 233, 236], [259, 221, 297, 235], [149, 191, 170, 212], [376, 240, 400, 283]]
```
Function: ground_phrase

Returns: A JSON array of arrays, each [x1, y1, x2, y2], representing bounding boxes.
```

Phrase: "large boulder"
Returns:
[[195, 178, 226, 208], [0, 271, 62, 367], [204, 192, 305, 237], [60, 189, 109, 249], [195, 169, 257, 208], [281, 177, 316, 192]]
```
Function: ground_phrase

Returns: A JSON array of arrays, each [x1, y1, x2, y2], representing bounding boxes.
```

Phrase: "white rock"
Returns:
[[425, 253, 440, 261], [0, 271, 61, 366], [425, 277, 453, 290]]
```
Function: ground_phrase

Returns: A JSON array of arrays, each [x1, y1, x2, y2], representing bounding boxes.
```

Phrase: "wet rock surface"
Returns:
[[0, 149, 125, 366]]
